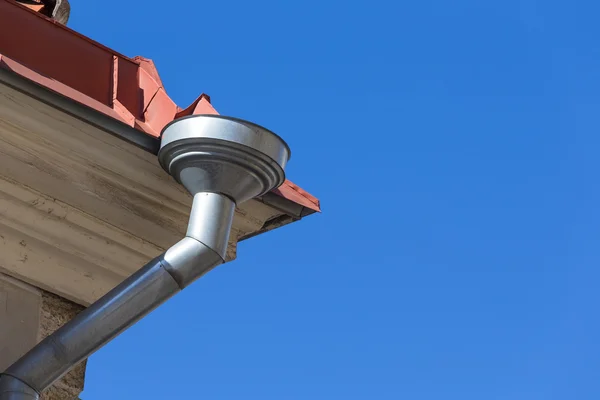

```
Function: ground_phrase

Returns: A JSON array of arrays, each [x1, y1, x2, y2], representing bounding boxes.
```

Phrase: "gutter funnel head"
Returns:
[[159, 115, 290, 204]]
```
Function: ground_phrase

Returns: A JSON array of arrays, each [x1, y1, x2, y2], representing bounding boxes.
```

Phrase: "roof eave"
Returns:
[[0, 60, 320, 224]]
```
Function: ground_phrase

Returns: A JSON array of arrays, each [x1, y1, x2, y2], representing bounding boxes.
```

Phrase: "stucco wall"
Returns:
[[0, 274, 86, 400]]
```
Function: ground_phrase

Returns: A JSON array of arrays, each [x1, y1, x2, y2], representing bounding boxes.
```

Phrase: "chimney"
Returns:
[[15, 0, 70, 24]]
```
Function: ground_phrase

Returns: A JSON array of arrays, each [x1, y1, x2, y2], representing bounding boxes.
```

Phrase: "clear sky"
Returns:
[[69, 1, 597, 399]]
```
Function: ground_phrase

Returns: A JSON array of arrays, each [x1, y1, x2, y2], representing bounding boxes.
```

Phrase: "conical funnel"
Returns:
[[158, 115, 290, 204]]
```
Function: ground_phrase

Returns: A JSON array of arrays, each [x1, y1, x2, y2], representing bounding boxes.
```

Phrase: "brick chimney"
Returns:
[[15, 0, 70, 24]]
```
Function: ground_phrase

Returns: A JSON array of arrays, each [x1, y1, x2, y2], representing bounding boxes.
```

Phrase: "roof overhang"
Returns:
[[0, 0, 319, 214], [0, 71, 317, 306], [0, 0, 319, 306]]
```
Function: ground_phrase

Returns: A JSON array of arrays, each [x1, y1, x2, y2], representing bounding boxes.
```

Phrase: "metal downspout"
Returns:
[[0, 114, 290, 399], [0, 193, 235, 399]]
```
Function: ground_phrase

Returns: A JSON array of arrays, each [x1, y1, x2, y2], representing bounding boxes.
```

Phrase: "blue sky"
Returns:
[[70, 1, 599, 399]]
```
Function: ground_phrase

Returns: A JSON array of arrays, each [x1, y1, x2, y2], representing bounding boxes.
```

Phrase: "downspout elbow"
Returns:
[[162, 192, 235, 289], [162, 236, 225, 289]]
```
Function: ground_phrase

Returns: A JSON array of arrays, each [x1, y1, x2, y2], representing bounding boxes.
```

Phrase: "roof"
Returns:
[[0, 0, 320, 212]]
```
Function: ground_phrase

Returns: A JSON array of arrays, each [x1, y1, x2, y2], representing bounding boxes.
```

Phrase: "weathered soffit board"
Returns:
[[0, 81, 297, 306]]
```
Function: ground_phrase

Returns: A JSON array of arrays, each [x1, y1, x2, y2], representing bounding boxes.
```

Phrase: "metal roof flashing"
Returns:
[[0, 0, 320, 214]]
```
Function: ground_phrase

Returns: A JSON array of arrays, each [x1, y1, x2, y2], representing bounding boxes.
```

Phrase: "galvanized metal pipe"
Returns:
[[0, 193, 235, 397], [0, 114, 291, 399], [0, 375, 38, 400]]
